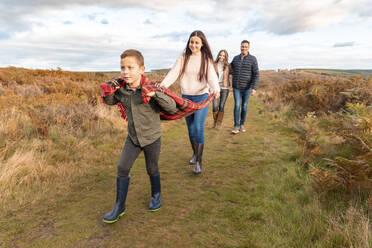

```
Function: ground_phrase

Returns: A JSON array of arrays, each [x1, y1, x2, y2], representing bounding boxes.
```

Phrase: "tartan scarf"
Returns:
[[100, 75, 214, 121]]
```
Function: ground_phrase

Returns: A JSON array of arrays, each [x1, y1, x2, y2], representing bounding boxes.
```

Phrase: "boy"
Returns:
[[101, 49, 177, 223]]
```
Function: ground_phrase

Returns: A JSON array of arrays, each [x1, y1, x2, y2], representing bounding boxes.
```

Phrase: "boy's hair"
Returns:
[[120, 49, 144, 66], [241, 40, 250, 45]]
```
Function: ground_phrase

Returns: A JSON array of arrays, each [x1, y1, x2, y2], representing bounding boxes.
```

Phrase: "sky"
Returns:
[[0, 0, 371, 71]]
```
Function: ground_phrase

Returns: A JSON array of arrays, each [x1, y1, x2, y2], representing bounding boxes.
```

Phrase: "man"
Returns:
[[230, 40, 259, 134]]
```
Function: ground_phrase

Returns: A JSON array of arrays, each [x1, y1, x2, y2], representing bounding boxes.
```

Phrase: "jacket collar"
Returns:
[[240, 52, 250, 59]]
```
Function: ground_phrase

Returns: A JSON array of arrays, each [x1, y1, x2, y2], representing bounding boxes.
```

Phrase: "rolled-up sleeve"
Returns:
[[152, 92, 177, 114]]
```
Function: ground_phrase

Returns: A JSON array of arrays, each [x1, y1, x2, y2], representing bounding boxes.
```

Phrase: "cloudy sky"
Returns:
[[1, 0, 371, 71]]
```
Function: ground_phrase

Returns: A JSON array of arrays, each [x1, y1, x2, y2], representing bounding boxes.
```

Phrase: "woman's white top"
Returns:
[[217, 62, 228, 89], [217, 62, 224, 83], [161, 53, 220, 95]]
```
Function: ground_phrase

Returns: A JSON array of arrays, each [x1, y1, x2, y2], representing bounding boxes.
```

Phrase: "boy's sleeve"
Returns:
[[152, 92, 177, 114], [103, 92, 119, 105], [100, 81, 120, 105]]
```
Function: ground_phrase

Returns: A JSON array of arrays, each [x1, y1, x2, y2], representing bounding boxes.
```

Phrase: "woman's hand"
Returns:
[[210, 88, 220, 99]]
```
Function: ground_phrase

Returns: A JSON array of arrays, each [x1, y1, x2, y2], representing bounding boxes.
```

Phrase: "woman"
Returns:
[[161, 30, 220, 174], [212, 50, 230, 129]]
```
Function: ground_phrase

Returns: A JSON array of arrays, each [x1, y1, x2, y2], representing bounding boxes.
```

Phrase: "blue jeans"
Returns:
[[233, 88, 252, 127], [182, 93, 209, 144], [212, 89, 229, 112]]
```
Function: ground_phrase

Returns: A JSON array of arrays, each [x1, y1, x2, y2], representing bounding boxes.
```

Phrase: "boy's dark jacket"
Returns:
[[100, 75, 214, 147]]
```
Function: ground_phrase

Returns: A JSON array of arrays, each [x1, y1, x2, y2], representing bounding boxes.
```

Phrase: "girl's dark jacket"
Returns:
[[230, 53, 259, 90]]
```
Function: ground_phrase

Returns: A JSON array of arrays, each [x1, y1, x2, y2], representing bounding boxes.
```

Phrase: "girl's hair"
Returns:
[[180, 30, 217, 82], [215, 50, 229, 71]]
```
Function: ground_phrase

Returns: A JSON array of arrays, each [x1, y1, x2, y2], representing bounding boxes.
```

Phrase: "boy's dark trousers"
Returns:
[[103, 136, 162, 223], [118, 136, 162, 211], [117, 137, 161, 178]]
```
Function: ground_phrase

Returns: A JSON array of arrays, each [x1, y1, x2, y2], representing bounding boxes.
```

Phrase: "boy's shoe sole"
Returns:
[[231, 130, 240, 134], [149, 207, 161, 212], [103, 211, 125, 224]]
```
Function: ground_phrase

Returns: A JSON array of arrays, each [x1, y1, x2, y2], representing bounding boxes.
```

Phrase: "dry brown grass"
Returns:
[[324, 205, 371, 248], [0, 67, 123, 209], [258, 71, 372, 220], [0, 67, 179, 210], [262, 75, 372, 116], [0, 67, 371, 247]]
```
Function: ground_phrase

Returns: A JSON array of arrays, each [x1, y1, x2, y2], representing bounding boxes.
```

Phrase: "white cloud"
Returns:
[[333, 41, 355, 47], [2, 0, 371, 33], [0, 0, 371, 71]]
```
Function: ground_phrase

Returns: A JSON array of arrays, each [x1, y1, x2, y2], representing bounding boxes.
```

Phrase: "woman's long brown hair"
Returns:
[[215, 50, 229, 71], [180, 30, 217, 83]]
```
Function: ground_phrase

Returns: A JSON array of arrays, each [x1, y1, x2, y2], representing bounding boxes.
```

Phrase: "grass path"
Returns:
[[1, 97, 330, 247]]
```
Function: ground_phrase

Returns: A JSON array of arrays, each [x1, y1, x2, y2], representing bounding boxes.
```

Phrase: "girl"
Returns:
[[212, 50, 230, 129], [161, 30, 220, 174]]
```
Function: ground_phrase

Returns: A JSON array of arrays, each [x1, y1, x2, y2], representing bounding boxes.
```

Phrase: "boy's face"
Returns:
[[120, 56, 145, 86]]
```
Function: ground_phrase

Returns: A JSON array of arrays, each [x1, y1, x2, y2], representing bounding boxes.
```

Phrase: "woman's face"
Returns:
[[189, 36, 203, 54], [218, 52, 226, 62]]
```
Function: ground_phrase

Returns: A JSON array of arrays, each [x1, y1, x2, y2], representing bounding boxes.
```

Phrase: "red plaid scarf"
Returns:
[[100, 75, 214, 121]]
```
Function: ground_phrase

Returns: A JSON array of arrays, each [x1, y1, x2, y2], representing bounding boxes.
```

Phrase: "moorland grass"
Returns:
[[1, 97, 370, 247]]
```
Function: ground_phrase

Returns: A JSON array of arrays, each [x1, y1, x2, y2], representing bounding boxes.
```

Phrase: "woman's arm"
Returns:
[[207, 60, 220, 94], [160, 54, 183, 88]]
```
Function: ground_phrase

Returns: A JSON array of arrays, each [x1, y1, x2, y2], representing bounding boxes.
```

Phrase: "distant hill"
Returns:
[[296, 69, 372, 77]]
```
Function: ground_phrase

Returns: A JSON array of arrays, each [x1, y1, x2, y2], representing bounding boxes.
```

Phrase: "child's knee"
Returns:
[[147, 167, 159, 177], [117, 166, 130, 178]]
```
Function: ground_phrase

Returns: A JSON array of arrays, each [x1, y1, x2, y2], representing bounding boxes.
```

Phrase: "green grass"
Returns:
[[0, 97, 370, 247]]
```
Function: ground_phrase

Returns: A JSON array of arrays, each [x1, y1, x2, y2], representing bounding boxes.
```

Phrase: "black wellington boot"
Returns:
[[149, 174, 161, 211], [189, 139, 197, 165], [193, 144, 204, 174], [103, 176, 130, 223]]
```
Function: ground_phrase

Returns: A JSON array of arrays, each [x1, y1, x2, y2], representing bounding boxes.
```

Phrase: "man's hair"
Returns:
[[120, 49, 144, 66], [241, 40, 250, 45]]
